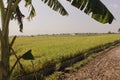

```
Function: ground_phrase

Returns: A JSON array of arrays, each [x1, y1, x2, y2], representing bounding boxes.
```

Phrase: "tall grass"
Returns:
[[10, 34, 120, 77]]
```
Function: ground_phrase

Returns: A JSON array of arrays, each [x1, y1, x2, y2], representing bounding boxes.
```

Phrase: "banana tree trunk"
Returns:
[[0, 0, 14, 79], [1, 28, 10, 80], [1, 20, 10, 80], [0, 0, 13, 79]]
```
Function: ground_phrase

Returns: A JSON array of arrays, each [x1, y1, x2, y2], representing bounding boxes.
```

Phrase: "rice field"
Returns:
[[10, 34, 120, 77]]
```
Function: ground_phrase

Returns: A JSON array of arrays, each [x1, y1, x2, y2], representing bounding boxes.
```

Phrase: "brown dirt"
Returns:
[[60, 45, 120, 80]]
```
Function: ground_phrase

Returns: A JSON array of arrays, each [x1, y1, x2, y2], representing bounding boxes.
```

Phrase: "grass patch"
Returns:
[[45, 72, 59, 80], [9, 34, 120, 78]]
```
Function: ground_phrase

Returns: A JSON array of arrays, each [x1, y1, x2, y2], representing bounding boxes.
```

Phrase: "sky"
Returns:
[[5, 0, 120, 35]]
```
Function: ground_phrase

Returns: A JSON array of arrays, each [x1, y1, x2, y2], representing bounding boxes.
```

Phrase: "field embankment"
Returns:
[[60, 43, 120, 80]]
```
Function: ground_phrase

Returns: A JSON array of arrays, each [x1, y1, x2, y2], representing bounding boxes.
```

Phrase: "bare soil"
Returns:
[[60, 45, 120, 80]]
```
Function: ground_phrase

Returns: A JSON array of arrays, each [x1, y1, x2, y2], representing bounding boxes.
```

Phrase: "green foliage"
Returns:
[[41, 0, 115, 24], [21, 50, 35, 60], [24, 0, 36, 20], [27, 5, 36, 20], [41, 0, 68, 16], [25, 0, 32, 7], [67, 0, 115, 24]]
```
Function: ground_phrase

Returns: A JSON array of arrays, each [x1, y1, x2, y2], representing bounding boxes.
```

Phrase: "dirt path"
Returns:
[[60, 45, 120, 80]]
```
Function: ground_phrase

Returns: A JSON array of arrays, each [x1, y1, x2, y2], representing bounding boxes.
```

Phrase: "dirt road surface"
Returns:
[[60, 45, 120, 80]]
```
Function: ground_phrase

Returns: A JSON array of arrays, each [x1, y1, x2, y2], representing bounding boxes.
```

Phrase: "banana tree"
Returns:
[[0, 0, 114, 80]]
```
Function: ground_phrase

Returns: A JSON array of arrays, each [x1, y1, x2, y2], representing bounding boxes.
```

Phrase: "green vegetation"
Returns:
[[10, 34, 120, 77], [45, 72, 59, 80], [0, 0, 115, 79]]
